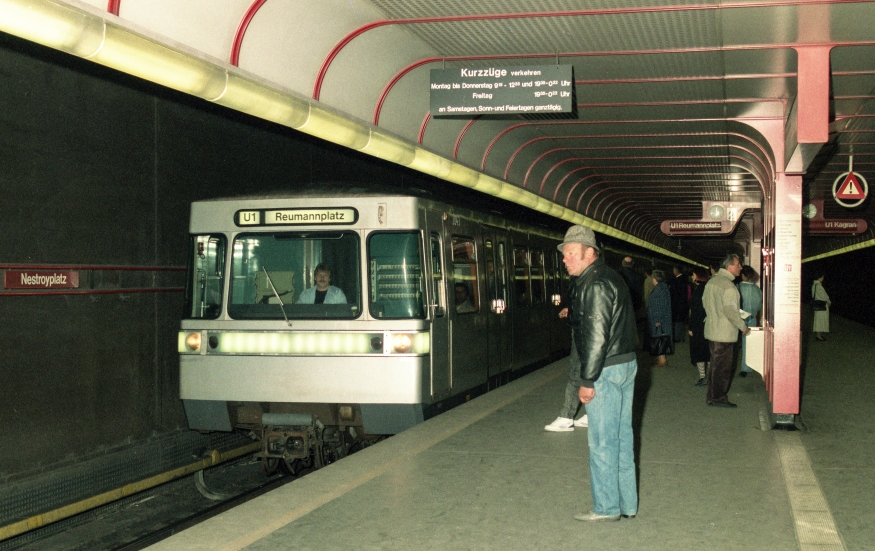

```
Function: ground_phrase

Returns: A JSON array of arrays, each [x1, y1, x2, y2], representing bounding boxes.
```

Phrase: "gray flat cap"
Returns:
[[557, 225, 598, 252]]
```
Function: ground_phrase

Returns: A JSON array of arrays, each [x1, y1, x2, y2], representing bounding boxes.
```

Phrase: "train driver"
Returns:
[[454, 282, 476, 313], [296, 263, 347, 304]]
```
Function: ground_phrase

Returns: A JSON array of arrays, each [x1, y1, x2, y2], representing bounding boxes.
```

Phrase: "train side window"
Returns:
[[430, 235, 444, 309], [185, 234, 226, 319], [530, 249, 545, 304], [451, 237, 479, 314], [368, 232, 426, 319], [513, 247, 530, 306]]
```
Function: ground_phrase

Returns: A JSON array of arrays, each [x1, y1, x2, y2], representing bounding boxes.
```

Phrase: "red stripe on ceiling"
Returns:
[[231, 0, 268, 66], [107, 0, 120, 15], [418, 112, 431, 144], [455, 118, 480, 159]]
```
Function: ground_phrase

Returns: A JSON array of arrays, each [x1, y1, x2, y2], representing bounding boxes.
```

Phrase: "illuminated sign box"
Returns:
[[430, 65, 573, 116], [236, 208, 359, 226], [661, 220, 730, 235], [4, 270, 80, 289]]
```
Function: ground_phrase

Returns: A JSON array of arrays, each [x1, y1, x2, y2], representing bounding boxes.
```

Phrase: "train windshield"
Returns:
[[227, 231, 361, 320], [368, 232, 426, 319]]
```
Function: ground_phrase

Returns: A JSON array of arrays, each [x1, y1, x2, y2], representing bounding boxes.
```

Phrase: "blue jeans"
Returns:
[[560, 345, 584, 419], [586, 359, 638, 516]]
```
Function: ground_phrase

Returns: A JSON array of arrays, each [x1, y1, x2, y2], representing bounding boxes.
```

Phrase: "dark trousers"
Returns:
[[707, 340, 735, 404]]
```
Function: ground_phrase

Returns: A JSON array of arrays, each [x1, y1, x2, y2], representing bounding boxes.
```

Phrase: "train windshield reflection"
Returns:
[[227, 231, 361, 320]]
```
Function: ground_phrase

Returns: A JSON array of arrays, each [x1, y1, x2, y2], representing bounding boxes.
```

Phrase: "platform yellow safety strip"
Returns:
[[0, 442, 261, 542], [774, 432, 847, 551]]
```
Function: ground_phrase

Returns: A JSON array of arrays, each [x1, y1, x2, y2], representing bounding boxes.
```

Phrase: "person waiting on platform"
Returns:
[[454, 282, 476, 313], [811, 273, 831, 341], [296, 263, 347, 304], [738, 265, 763, 377]]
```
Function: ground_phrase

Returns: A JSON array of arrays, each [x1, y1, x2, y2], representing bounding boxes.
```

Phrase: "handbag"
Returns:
[[649, 334, 674, 355], [812, 299, 827, 311]]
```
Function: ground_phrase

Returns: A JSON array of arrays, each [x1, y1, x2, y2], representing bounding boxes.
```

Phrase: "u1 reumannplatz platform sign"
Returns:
[[430, 65, 573, 116]]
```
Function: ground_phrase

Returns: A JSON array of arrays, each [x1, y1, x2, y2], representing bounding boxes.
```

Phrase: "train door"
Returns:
[[484, 229, 512, 385], [426, 212, 450, 398]]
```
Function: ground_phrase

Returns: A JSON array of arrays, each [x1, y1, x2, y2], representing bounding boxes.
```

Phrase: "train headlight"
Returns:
[[179, 331, 202, 353], [391, 333, 413, 353]]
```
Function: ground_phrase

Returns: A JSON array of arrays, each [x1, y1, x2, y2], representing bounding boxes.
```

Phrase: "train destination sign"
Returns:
[[236, 208, 359, 227], [804, 219, 868, 235], [430, 65, 573, 116], [660, 220, 730, 235], [4, 270, 80, 289]]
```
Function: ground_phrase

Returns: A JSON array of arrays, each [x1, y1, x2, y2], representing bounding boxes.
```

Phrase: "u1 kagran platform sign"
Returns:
[[430, 65, 573, 116]]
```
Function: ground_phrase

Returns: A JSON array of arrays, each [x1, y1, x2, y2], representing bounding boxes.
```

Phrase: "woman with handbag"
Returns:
[[647, 269, 673, 366], [812, 274, 831, 341]]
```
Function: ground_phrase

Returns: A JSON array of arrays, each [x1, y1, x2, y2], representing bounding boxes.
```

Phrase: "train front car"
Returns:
[[179, 195, 432, 473]]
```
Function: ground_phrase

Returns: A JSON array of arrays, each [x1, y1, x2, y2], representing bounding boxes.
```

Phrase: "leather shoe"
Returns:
[[573, 511, 620, 522], [621, 514, 636, 519], [695, 377, 706, 386], [708, 400, 737, 408]]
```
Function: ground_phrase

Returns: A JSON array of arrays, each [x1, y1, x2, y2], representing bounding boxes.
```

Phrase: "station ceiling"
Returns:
[[5, 0, 875, 264]]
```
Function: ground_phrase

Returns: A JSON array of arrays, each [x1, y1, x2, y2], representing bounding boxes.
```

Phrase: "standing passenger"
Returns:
[[737, 266, 763, 377], [702, 254, 748, 408], [669, 265, 690, 343], [557, 226, 638, 522], [688, 267, 711, 386], [812, 274, 831, 341], [646, 270, 672, 367], [642, 268, 655, 308], [545, 275, 588, 431]]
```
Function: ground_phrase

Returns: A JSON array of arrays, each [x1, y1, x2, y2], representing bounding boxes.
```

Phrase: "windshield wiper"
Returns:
[[262, 266, 292, 327]]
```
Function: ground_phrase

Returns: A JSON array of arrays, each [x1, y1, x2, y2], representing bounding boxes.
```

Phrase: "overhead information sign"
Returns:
[[430, 65, 573, 116], [235, 208, 359, 226], [4, 270, 80, 289], [660, 220, 731, 235]]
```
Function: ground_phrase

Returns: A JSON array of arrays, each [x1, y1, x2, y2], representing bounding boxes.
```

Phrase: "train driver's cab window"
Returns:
[[514, 247, 531, 306], [530, 249, 545, 304], [227, 231, 361, 320], [452, 237, 479, 314], [368, 232, 426, 319], [185, 235, 226, 319]]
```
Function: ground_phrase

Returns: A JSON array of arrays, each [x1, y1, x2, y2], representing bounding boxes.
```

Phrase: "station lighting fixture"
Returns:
[[0, 0, 693, 263]]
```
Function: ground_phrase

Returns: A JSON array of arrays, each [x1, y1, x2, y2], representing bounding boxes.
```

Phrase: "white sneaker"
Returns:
[[574, 414, 589, 428], [544, 417, 575, 432]]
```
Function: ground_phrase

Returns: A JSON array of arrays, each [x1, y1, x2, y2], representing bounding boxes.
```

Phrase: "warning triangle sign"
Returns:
[[837, 173, 866, 199]]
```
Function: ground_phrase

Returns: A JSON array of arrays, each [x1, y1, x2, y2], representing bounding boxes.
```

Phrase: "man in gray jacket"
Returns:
[[559, 225, 639, 522], [702, 253, 749, 407]]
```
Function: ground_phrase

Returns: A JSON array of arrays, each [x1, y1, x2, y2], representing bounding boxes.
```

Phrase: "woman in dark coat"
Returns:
[[647, 270, 673, 366], [688, 267, 711, 386]]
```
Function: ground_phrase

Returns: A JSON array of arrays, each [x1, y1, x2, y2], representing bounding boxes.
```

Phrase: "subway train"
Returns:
[[178, 191, 576, 473]]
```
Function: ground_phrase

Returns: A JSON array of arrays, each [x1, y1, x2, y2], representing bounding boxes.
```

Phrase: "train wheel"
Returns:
[[261, 457, 280, 476], [281, 458, 300, 476]]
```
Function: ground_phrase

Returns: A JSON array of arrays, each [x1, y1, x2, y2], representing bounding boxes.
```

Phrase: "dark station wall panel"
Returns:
[[0, 32, 409, 478]]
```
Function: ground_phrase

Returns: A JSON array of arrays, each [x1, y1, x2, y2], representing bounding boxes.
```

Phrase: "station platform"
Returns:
[[147, 315, 872, 551]]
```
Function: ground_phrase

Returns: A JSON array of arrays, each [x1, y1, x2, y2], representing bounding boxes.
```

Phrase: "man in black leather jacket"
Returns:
[[559, 225, 639, 523]]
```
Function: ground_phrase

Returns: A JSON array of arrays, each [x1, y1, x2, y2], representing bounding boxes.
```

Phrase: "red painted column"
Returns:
[[771, 173, 801, 415], [794, 46, 831, 144]]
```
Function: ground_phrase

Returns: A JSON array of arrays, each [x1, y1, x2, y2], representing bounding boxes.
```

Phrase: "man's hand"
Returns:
[[578, 386, 595, 404]]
